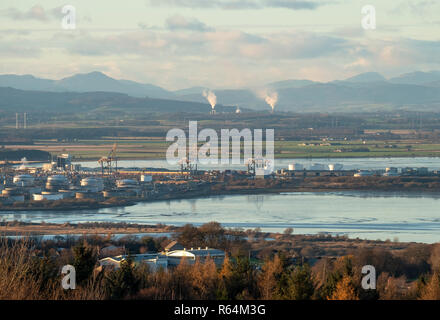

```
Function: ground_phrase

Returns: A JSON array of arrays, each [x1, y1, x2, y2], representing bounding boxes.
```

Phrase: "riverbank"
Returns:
[[2, 176, 440, 211], [0, 198, 137, 212], [0, 221, 176, 236]]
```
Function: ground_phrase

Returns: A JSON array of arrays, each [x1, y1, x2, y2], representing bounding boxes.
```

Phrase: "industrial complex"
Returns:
[[1, 149, 439, 208]]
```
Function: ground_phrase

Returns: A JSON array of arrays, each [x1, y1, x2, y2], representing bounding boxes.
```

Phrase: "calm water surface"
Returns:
[[72, 157, 440, 171], [2, 191, 440, 243]]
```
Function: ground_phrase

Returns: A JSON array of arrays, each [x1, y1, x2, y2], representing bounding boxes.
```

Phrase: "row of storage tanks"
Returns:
[[2, 174, 153, 202], [287, 163, 344, 171]]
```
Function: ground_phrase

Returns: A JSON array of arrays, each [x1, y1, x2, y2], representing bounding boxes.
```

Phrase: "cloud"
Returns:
[[146, 0, 328, 10], [0, 5, 49, 21], [390, 0, 439, 16], [266, 0, 323, 10], [344, 57, 370, 69], [55, 28, 349, 63], [165, 15, 213, 31]]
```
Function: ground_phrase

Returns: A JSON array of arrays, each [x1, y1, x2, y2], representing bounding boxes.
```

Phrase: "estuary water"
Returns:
[[73, 157, 440, 171], [2, 191, 440, 243]]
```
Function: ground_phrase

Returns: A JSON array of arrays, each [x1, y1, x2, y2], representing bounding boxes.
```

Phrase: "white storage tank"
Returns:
[[328, 163, 343, 171], [59, 189, 75, 199], [140, 175, 153, 182], [13, 174, 35, 187], [288, 163, 303, 171], [354, 170, 373, 177], [80, 177, 104, 192], [46, 175, 68, 186], [33, 192, 63, 201], [2, 188, 21, 196], [385, 167, 398, 173], [116, 179, 138, 188]]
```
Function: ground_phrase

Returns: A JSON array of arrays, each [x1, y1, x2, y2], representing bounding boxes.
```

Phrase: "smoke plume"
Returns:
[[203, 89, 217, 110], [257, 89, 278, 112]]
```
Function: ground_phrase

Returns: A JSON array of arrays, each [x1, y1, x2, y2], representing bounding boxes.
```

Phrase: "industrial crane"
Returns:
[[98, 143, 118, 176]]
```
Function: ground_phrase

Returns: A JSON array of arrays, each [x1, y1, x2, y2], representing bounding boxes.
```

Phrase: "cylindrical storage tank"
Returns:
[[288, 163, 304, 171], [58, 189, 75, 199], [103, 190, 135, 198], [75, 191, 102, 200], [33, 192, 63, 201], [140, 175, 153, 182], [103, 190, 125, 198], [80, 177, 104, 192], [2, 188, 21, 196], [13, 174, 35, 187], [46, 175, 69, 191], [354, 170, 373, 177], [46, 175, 68, 185], [328, 164, 343, 171], [116, 179, 138, 188]]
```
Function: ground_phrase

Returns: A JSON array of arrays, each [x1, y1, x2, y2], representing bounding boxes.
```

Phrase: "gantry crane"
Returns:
[[98, 143, 118, 176]]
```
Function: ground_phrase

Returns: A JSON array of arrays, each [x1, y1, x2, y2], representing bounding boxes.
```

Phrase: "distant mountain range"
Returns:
[[0, 71, 171, 99], [1, 70, 440, 113], [0, 87, 235, 114]]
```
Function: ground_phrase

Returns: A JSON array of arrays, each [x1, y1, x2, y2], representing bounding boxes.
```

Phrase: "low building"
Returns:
[[166, 247, 225, 266], [164, 240, 184, 252], [98, 245, 226, 272], [99, 253, 168, 271]]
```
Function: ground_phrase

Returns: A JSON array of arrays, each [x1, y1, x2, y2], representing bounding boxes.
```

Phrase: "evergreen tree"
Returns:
[[105, 256, 140, 299], [72, 242, 97, 284], [285, 264, 315, 300]]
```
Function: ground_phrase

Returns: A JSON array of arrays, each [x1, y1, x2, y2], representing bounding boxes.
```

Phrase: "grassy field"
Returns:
[[5, 138, 440, 161]]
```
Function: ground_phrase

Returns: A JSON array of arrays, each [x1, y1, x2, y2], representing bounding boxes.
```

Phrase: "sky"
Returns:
[[0, 0, 439, 90]]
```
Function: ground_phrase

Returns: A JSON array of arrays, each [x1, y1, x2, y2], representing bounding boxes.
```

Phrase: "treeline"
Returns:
[[221, 176, 440, 191], [0, 149, 51, 161], [2, 237, 440, 300], [0, 198, 135, 210]]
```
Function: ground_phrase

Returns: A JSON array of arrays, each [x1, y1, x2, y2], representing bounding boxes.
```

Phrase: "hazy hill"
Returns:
[[0, 74, 54, 91], [0, 72, 173, 99], [2, 70, 440, 113], [389, 71, 440, 86], [276, 82, 440, 111], [266, 79, 317, 89], [0, 87, 235, 114], [172, 86, 208, 96], [343, 72, 387, 83]]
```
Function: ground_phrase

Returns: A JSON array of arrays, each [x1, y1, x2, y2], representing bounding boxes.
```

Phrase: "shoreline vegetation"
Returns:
[[0, 221, 176, 236], [2, 221, 440, 300], [7, 153, 440, 163], [5, 136, 440, 162], [7, 153, 440, 169], [1, 176, 440, 212]]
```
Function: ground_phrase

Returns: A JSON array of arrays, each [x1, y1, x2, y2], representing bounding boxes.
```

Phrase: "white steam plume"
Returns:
[[257, 89, 278, 112], [203, 89, 217, 110]]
